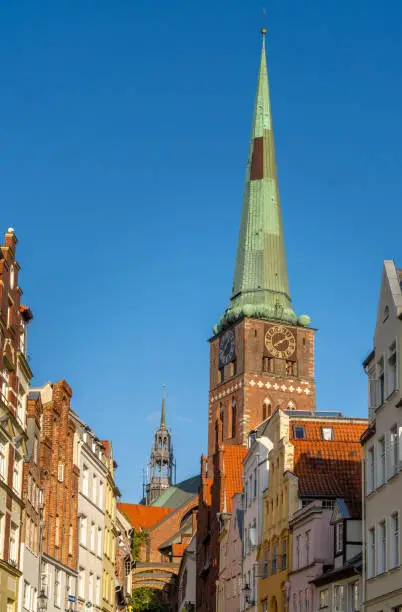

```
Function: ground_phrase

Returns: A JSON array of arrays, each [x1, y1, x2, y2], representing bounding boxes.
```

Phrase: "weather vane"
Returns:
[[261, 8, 267, 36]]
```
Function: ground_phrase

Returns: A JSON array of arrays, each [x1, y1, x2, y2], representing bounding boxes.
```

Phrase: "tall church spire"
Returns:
[[214, 29, 310, 334], [160, 385, 166, 427]]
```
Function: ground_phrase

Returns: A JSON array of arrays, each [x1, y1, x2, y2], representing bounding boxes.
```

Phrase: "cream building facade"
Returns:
[[101, 441, 119, 612], [71, 411, 107, 610], [362, 260, 402, 611], [242, 426, 271, 611]]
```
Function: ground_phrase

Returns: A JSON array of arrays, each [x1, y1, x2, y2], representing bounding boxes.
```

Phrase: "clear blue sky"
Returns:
[[2, 1, 402, 502]]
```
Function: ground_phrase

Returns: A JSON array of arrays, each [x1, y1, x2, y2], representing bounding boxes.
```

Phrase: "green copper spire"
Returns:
[[160, 385, 166, 427], [214, 29, 310, 334]]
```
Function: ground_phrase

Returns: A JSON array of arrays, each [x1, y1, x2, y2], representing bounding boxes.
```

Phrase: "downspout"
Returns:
[[255, 451, 260, 612], [361, 455, 366, 612]]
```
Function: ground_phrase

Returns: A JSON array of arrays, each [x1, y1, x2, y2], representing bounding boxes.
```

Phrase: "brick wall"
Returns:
[[40, 380, 79, 571]]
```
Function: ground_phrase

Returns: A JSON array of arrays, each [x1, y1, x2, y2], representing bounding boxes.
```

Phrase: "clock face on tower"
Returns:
[[219, 329, 236, 368], [265, 325, 296, 359]]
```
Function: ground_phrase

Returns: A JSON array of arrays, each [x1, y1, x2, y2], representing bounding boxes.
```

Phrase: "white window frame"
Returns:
[[378, 437, 386, 486], [368, 527, 376, 578], [379, 520, 387, 574]]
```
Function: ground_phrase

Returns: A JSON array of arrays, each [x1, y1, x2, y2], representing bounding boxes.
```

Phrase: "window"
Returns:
[[90, 522, 95, 552], [80, 516, 87, 546], [272, 543, 277, 574], [231, 401, 236, 438], [24, 581, 30, 609], [388, 342, 397, 395], [390, 426, 399, 476], [68, 525, 73, 556], [54, 569, 61, 607], [333, 585, 344, 612], [378, 358, 385, 405], [97, 527, 102, 557], [253, 468, 257, 499], [305, 530, 310, 565], [335, 522, 344, 554], [13, 456, 21, 493], [368, 527, 376, 578], [55, 516, 60, 547], [32, 589, 37, 612], [285, 360, 296, 376], [296, 534, 301, 568], [391, 512, 400, 568], [218, 367, 224, 383], [263, 356, 274, 373], [281, 537, 287, 569], [349, 581, 359, 612], [9, 523, 18, 563], [57, 464, 64, 482], [321, 589, 330, 610], [298, 591, 303, 612], [82, 465, 89, 496], [99, 481, 104, 507], [367, 446, 375, 492], [1, 370, 9, 404], [33, 436, 38, 464], [305, 588, 310, 612], [379, 520, 387, 573], [262, 548, 269, 578], [322, 427, 334, 441], [0, 436, 7, 480], [88, 573, 94, 603], [230, 360, 237, 377], [95, 576, 101, 606], [293, 426, 305, 440], [92, 474, 97, 501], [378, 437, 386, 485], [78, 567, 85, 598]]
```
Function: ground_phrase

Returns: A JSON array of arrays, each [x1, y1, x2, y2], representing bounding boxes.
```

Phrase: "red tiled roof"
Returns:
[[118, 503, 173, 530], [222, 445, 248, 512], [290, 420, 367, 505]]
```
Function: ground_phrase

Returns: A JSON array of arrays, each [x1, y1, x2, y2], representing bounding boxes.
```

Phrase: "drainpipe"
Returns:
[[255, 452, 260, 612], [361, 456, 366, 612]]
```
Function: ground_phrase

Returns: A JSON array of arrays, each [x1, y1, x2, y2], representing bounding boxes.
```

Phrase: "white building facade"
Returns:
[[242, 425, 271, 611], [362, 260, 402, 611], [71, 412, 107, 611]]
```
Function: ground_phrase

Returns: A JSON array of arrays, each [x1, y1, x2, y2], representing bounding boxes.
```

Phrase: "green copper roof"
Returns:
[[214, 31, 310, 334]]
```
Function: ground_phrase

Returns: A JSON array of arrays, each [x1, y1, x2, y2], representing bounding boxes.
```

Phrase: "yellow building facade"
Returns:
[[101, 441, 119, 612]]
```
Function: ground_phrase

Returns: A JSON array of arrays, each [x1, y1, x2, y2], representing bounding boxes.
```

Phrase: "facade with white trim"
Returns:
[[70, 411, 107, 611], [362, 260, 402, 611]]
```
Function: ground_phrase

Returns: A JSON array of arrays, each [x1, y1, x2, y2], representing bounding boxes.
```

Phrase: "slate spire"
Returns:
[[214, 29, 310, 334]]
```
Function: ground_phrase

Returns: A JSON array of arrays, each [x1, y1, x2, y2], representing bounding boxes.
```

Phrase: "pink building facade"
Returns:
[[217, 493, 243, 612], [288, 500, 333, 611]]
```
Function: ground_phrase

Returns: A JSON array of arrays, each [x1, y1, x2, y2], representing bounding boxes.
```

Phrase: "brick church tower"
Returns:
[[197, 30, 316, 611], [207, 28, 315, 463]]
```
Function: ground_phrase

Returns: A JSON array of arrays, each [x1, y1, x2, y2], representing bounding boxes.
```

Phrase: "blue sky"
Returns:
[[2, 1, 402, 501]]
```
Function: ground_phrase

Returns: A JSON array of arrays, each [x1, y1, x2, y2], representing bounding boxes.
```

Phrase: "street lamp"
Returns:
[[37, 589, 48, 612]]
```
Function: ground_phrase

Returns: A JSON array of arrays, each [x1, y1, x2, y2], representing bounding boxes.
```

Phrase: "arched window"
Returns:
[[263, 398, 272, 421], [215, 420, 219, 449], [231, 400, 236, 438]]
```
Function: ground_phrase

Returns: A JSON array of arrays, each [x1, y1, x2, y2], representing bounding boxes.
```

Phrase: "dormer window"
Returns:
[[293, 426, 306, 440], [322, 427, 334, 441]]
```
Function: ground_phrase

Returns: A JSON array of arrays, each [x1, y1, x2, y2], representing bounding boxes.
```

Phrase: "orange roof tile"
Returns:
[[100, 440, 110, 454], [118, 503, 173, 530], [222, 445, 247, 512], [289, 420, 367, 508]]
